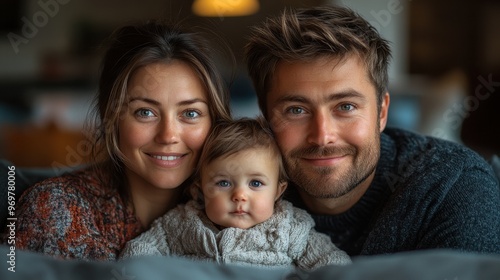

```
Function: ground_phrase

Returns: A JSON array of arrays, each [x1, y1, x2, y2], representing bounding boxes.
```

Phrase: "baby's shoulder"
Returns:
[[275, 200, 315, 228]]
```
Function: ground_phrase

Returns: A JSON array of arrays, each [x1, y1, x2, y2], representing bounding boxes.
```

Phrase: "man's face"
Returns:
[[266, 55, 389, 209]]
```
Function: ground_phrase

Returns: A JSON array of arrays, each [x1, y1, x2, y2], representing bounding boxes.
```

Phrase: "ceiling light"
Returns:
[[192, 0, 260, 17]]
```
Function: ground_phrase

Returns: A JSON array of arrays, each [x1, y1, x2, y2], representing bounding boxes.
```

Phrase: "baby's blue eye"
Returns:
[[217, 180, 230, 187], [250, 180, 263, 187]]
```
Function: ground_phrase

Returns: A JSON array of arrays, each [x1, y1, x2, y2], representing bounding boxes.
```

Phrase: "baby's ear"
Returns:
[[275, 181, 288, 201], [189, 181, 203, 203]]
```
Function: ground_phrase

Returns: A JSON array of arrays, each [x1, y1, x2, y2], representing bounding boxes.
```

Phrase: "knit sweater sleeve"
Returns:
[[11, 181, 114, 260], [286, 203, 352, 270], [298, 229, 352, 270]]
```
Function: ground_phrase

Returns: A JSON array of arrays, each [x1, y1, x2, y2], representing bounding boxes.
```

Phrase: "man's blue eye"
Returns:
[[290, 107, 304, 114], [339, 104, 354, 111]]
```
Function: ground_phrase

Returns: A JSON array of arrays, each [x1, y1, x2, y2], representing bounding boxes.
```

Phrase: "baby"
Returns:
[[120, 118, 351, 270]]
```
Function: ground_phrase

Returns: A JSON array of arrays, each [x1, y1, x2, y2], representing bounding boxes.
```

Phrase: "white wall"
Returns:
[[329, 0, 410, 85]]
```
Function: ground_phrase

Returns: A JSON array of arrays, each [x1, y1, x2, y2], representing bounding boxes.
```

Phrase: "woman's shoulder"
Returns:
[[11, 167, 137, 261], [19, 167, 117, 207]]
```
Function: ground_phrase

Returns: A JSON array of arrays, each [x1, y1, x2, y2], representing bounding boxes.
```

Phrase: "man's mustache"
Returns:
[[289, 145, 356, 158]]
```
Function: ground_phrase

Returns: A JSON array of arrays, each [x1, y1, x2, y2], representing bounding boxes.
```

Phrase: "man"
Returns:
[[244, 5, 500, 256]]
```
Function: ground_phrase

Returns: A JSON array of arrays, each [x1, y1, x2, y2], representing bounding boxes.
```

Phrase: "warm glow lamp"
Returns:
[[192, 0, 260, 17]]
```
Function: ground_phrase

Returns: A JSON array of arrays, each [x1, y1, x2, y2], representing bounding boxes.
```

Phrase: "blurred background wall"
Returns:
[[0, 0, 499, 169]]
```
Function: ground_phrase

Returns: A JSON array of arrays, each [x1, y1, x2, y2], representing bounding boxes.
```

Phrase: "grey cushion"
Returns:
[[1, 246, 500, 280]]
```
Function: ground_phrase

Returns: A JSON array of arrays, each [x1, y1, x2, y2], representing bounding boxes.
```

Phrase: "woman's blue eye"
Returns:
[[250, 180, 263, 187], [183, 110, 200, 119], [136, 109, 154, 118], [216, 180, 230, 187]]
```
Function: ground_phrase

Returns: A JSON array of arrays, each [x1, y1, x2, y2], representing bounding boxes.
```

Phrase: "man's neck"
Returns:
[[299, 172, 374, 215]]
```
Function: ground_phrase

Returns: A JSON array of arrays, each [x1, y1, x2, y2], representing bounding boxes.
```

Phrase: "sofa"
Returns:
[[0, 246, 498, 280]]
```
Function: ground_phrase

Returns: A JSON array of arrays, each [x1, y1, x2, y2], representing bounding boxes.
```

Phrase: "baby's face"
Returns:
[[200, 148, 286, 229]]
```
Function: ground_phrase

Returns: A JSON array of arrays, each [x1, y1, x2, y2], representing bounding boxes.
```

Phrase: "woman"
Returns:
[[6, 21, 232, 261]]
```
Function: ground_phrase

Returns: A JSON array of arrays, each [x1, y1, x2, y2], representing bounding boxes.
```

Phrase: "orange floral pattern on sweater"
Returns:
[[4, 168, 143, 261]]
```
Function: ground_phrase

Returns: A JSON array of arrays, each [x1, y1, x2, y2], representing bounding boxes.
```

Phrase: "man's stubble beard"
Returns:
[[284, 133, 380, 199]]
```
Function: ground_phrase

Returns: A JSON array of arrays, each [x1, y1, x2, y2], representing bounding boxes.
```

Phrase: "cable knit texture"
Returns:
[[1, 168, 143, 261], [120, 200, 351, 270], [287, 127, 500, 256]]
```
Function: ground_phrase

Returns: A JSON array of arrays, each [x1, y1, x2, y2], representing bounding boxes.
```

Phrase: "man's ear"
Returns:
[[379, 92, 390, 132], [275, 181, 288, 201]]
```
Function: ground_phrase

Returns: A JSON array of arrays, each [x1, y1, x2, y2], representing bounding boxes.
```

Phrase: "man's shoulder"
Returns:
[[383, 127, 464, 152], [378, 127, 498, 201], [381, 127, 490, 169]]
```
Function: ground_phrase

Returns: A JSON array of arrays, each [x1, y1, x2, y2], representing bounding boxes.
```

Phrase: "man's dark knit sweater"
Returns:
[[286, 127, 500, 256]]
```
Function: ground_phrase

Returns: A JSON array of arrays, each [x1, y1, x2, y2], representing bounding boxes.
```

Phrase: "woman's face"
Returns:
[[118, 60, 211, 192]]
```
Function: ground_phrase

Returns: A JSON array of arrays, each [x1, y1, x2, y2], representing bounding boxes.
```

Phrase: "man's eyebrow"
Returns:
[[274, 95, 310, 105], [274, 89, 366, 104], [326, 89, 367, 102]]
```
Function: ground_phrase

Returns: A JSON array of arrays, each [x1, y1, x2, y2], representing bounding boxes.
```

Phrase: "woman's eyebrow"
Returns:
[[128, 97, 160, 105], [127, 97, 208, 106], [177, 98, 208, 106]]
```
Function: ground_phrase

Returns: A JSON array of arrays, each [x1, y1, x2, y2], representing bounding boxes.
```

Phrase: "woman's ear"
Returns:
[[275, 181, 288, 201]]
